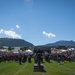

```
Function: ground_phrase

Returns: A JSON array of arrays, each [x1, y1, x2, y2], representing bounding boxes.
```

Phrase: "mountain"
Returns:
[[0, 38, 34, 47], [45, 40, 75, 46]]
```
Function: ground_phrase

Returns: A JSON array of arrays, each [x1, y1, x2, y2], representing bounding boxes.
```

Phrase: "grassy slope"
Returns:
[[0, 59, 75, 75]]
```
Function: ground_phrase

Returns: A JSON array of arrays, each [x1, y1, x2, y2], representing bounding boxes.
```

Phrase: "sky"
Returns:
[[0, 0, 75, 46]]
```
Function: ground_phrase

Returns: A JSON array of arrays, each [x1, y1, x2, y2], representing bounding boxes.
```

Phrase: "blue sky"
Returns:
[[0, 0, 75, 45]]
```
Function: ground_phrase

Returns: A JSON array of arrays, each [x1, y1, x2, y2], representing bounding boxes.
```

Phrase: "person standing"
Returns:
[[18, 50, 22, 65], [36, 49, 42, 66]]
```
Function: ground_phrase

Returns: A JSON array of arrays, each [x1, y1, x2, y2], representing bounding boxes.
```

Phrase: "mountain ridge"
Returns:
[[45, 40, 75, 46], [0, 38, 34, 47]]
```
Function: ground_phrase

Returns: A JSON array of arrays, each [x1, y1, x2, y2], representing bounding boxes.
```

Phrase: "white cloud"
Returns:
[[4, 30, 21, 38], [0, 29, 4, 33], [16, 25, 20, 29], [42, 31, 56, 38], [0, 29, 21, 39]]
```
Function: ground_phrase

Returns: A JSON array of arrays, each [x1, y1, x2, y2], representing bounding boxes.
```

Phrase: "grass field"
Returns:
[[0, 59, 75, 75]]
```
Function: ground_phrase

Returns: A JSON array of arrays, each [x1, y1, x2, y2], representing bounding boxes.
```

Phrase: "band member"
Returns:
[[18, 50, 22, 65]]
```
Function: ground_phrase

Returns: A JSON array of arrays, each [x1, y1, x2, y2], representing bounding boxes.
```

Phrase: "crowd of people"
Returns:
[[0, 50, 32, 64], [34, 49, 75, 64], [0, 49, 75, 65], [44, 49, 75, 64]]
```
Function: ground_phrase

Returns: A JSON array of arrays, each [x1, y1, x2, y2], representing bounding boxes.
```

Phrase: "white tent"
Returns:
[[60, 49, 67, 52], [25, 49, 33, 55], [0, 49, 7, 52], [68, 48, 75, 51]]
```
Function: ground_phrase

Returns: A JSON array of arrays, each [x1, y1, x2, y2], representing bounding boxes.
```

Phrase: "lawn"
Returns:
[[0, 59, 75, 75]]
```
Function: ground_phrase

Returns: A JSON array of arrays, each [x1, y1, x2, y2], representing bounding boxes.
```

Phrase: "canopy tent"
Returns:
[[60, 49, 67, 52], [0, 49, 7, 52], [68, 48, 75, 51], [25, 49, 33, 55]]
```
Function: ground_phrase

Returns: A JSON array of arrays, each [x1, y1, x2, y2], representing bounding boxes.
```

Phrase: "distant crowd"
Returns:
[[0, 50, 31, 64], [0, 49, 75, 65]]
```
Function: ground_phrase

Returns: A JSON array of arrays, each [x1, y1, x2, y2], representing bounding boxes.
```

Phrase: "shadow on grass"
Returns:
[[33, 69, 46, 72]]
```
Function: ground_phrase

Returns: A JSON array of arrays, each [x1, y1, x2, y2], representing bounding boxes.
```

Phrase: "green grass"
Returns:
[[0, 59, 75, 75]]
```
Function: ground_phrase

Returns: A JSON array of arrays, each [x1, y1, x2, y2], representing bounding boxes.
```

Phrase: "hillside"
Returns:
[[45, 40, 75, 46], [0, 38, 34, 47]]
